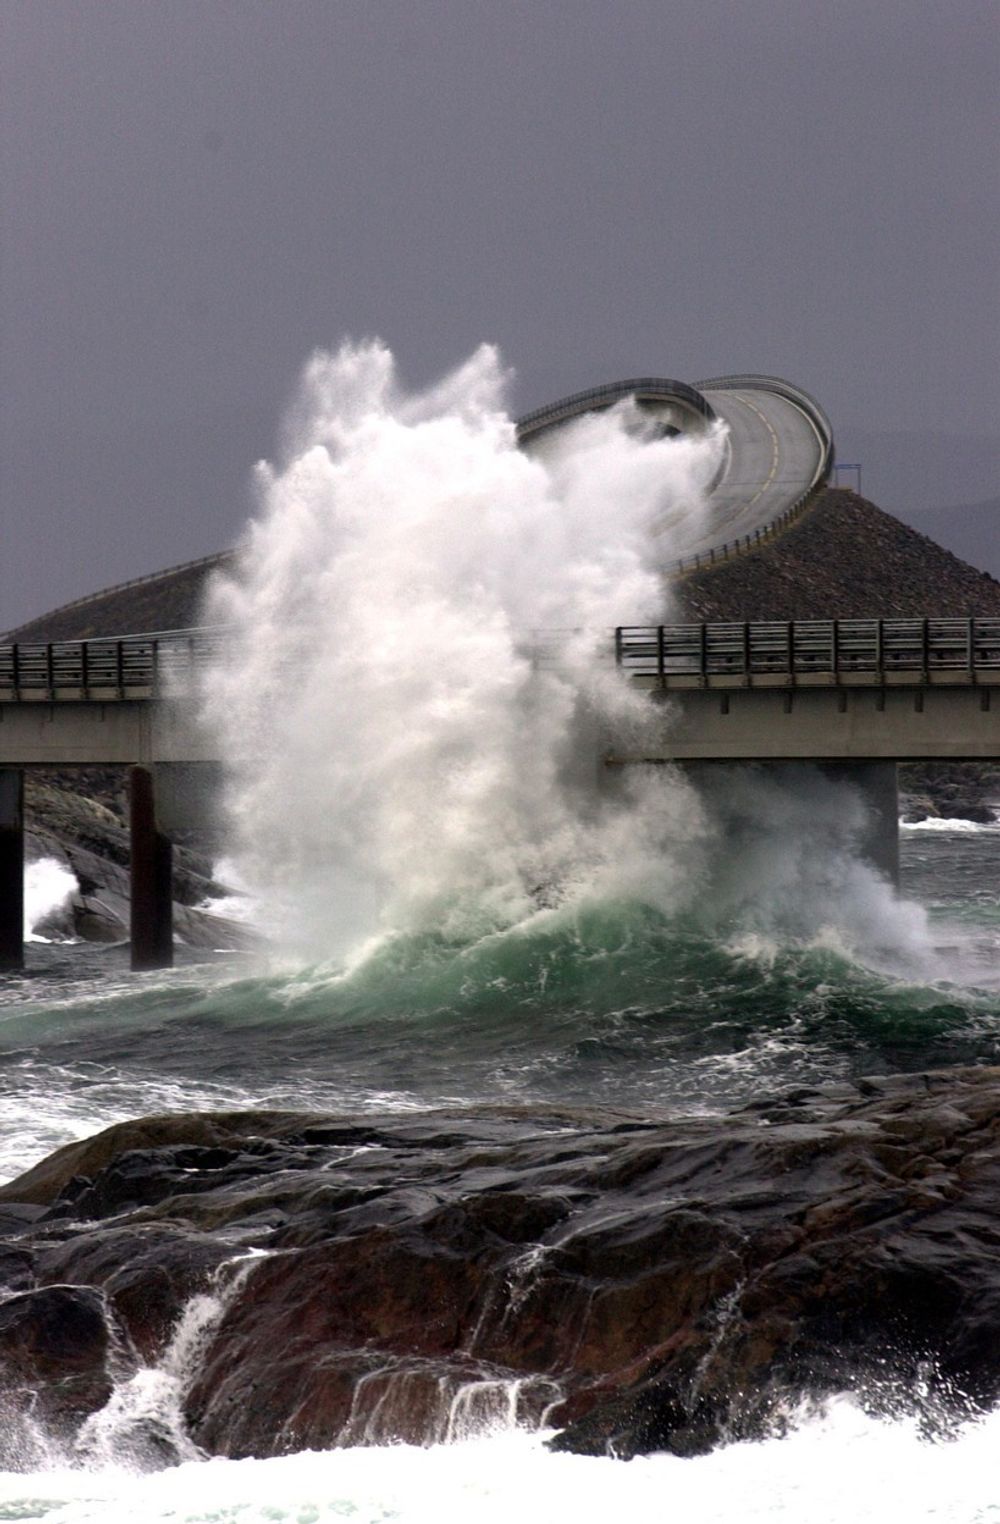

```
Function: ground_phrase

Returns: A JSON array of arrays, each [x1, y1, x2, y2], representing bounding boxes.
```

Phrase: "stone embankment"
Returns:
[[2, 1068, 1000, 1462], [679, 489, 1000, 623], [10, 491, 1000, 649], [3, 552, 233, 645]]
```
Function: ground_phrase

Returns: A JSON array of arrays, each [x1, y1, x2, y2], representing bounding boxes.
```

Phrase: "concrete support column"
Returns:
[[821, 761, 900, 889], [0, 770, 24, 971], [129, 764, 173, 970]]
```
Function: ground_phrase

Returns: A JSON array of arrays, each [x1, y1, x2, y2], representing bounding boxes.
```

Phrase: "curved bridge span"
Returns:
[[517, 373, 834, 572]]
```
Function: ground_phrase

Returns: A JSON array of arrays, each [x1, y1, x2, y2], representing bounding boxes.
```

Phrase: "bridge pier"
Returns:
[[129, 765, 174, 970], [0, 769, 24, 971]]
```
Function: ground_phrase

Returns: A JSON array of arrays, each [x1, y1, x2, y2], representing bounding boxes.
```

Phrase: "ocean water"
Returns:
[[0, 823, 998, 1522]]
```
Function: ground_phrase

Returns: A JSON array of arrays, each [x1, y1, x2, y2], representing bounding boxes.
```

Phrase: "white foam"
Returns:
[[24, 857, 78, 942], [902, 816, 1000, 834], [2, 1396, 999, 1522]]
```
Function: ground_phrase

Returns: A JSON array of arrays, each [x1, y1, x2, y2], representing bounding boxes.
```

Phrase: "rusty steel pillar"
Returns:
[[129, 765, 173, 970], [0, 770, 24, 971]]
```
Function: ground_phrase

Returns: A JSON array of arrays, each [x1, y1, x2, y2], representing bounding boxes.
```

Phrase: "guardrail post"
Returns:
[[0, 770, 24, 970], [614, 628, 623, 667], [968, 617, 977, 683], [129, 765, 173, 971], [656, 625, 665, 688], [699, 621, 708, 686]]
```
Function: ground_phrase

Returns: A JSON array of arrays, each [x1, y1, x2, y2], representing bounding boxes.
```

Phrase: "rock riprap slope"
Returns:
[[2, 1068, 1000, 1462]]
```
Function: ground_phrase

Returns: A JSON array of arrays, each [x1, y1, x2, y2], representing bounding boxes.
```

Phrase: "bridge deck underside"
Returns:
[[614, 685, 998, 763]]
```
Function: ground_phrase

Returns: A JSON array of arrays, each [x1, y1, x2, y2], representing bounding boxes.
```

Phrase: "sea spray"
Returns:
[[72, 1252, 265, 1471], [201, 341, 723, 962], [689, 764, 933, 975], [2, 1398, 999, 1523], [24, 857, 78, 942]]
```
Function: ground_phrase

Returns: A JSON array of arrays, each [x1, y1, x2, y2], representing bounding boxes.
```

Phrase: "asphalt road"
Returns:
[[649, 381, 829, 562]]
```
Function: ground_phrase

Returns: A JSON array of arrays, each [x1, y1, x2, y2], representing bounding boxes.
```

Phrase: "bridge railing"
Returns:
[[2, 617, 999, 700], [0, 627, 228, 698], [615, 618, 1000, 685]]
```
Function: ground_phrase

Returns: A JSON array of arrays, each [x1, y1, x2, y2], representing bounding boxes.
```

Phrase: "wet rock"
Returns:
[[36, 1224, 232, 1361], [3, 1072, 1000, 1458], [24, 783, 256, 949], [0, 1286, 113, 1438]]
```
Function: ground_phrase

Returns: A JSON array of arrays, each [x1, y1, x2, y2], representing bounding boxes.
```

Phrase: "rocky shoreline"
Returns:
[[899, 763, 1000, 826], [2, 1067, 1000, 1464]]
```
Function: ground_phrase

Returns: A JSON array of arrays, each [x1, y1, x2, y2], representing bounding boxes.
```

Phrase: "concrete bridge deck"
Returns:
[[1, 618, 997, 767]]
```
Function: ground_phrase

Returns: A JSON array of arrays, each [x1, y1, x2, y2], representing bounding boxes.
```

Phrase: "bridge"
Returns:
[[2, 615, 997, 972], [517, 374, 834, 572], [1, 375, 995, 971], [0, 617, 997, 768]]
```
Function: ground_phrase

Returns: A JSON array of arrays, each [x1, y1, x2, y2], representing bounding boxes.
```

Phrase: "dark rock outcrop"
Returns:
[[2, 1069, 1000, 1460], [0, 1285, 114, 1444], [24, 779, 253, 949], [898, 762, 1000, 825]]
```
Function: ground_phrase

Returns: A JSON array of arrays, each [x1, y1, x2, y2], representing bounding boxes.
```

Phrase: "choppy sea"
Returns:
[[1, 820, 999, 1522]]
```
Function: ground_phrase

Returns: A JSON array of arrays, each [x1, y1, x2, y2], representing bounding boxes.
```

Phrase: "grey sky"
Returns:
[[2, 0, 997, 628]]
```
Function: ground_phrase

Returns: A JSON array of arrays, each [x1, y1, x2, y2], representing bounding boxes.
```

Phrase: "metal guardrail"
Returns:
[[3, 617, 998, 702], [615, 618, 1000, 687], [515, 377, 717, 444], [0, 627, 228, 698]]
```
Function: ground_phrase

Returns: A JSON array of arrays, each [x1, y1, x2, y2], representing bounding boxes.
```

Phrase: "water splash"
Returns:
[[2, 1396, 1000, 1522], [201, 340, 723, 964], [25, 857, 78, 943], [73, 1253, 265, 1472]]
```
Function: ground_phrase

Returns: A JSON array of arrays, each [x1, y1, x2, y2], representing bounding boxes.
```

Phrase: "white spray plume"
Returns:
[[201, 340, 928, 976], [201, 340, 722, 960], [24, 857, 77, 943], [692, 765, 932, 972]]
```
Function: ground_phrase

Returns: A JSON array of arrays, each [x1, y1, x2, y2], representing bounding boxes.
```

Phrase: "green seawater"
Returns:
[[1, 826, 997, 1183]]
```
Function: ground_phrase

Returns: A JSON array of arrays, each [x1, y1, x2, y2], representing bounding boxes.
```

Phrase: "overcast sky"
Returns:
[[2, 0, 997, 627]]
